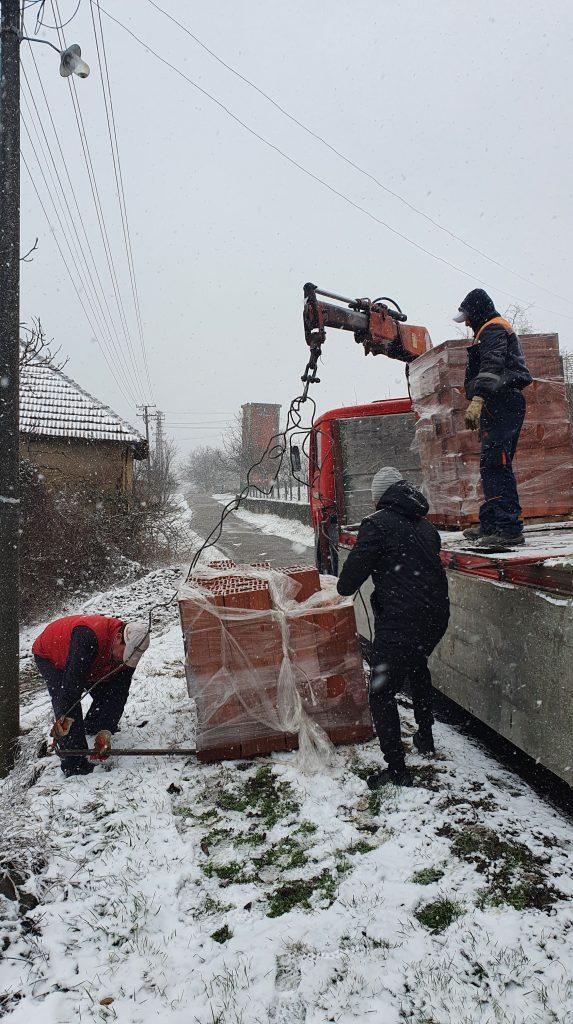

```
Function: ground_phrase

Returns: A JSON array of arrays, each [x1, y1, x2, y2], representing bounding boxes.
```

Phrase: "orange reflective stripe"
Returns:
[[501, 450, 507, 466], [475, 316, 514, 342]]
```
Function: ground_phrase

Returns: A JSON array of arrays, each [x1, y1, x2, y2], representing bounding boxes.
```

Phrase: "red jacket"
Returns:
[[33, 614, 124, 684]]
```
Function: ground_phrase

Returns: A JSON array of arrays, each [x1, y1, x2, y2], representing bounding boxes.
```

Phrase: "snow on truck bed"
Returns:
[[3, 565, 573, 1022], [441, 523, 573, 563]]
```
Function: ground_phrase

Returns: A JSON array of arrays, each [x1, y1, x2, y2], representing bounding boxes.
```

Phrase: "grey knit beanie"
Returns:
[[371, 466, 404, 504]]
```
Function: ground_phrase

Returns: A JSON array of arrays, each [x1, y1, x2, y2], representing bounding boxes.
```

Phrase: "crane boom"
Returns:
[[303, 282, 431, 363]]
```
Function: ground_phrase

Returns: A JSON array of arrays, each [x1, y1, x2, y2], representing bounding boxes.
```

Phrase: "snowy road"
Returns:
[[3, 502, 573, 1023], [187, 491, 314, 566]]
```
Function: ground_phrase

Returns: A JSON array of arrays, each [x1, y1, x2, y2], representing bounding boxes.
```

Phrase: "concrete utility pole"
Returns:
[[154, 409, 165, 501], [137, 403, 155, 481], [0, 0, 22, 777]]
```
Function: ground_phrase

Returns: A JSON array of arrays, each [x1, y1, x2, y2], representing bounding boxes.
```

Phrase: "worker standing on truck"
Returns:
[[336, 467, 450, 788], [454, 288, 532, 549], [33, 615, 150, 778]]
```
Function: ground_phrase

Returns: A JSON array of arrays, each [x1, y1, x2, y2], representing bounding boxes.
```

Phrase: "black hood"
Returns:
[[376, 480, 429, 519], [458, 288, 499, 334]]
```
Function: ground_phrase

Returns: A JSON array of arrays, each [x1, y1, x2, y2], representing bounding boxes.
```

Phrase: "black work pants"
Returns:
[[369, 637, 442, 770], [479, 389, 526, 537], [35, 656, 132, 777]]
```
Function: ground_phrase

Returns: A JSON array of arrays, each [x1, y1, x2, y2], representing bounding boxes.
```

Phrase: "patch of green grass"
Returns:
[[252, 836, 308, 873], [215, 767, 298, 828], [202, 861, 253, 884], [437, 823, 558, 911], [195, 808, 219, 823], [296, 821, 318, 837], [346, 839, 376, 856], [414, 897, 462, 933], [200, 895, 232, 917], [211, 924, 232, 944], [349, 758, 382, 782], [234, 829, 267, 848], [267, 870, 338, 918], [173, 806, 196, 819], [216, 791, 250, 813], [411, 867, 445, 886], [368, 791, 382, 816], [410, 764, 445, 792], [201, 827, 233, 848]]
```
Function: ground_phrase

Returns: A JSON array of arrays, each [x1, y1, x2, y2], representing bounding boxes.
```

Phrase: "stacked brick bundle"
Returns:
[[179, 561, 372, 762], [410, 334, 573, 528]]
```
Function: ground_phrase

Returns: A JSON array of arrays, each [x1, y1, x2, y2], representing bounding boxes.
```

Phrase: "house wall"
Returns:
[[20, 436, 135, 502]]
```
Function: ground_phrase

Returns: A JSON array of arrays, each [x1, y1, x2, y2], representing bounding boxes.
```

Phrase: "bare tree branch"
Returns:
[[19, 318, 68, 372], [20, 238, 39, 263]]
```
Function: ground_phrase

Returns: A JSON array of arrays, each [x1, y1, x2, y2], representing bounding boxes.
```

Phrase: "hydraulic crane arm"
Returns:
[[302, 283, 431, 391]]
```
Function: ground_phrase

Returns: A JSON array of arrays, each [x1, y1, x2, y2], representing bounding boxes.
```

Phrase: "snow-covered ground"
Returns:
[[3, 561, 573, 1022], [213, 493, 314, 552]]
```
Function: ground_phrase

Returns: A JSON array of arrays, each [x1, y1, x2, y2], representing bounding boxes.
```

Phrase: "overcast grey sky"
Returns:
[[19, 0, 573, 457]]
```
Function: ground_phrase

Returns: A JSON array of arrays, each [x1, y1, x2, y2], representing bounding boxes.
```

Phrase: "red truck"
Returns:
[[304, 286, 573, 784]]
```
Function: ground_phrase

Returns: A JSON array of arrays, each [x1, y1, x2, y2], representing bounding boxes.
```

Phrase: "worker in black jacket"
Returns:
[[454, 288, 532, 549], [337, 467, 450, 788]]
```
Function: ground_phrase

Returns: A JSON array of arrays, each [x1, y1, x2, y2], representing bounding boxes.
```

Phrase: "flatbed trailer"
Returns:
[[309, 400, 573, 785], [337, 525, 573, 784]]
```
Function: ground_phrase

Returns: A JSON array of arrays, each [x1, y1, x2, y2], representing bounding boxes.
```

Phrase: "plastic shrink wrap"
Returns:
[[410, 333, 573, 527], [178, 562, 373, 763]]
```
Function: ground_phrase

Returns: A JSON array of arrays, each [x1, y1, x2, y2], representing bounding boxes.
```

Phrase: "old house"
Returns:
[[20, 361, 148, 503]]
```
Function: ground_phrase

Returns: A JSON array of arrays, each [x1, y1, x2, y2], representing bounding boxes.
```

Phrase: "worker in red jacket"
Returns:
[[33, 615, 150, 777]]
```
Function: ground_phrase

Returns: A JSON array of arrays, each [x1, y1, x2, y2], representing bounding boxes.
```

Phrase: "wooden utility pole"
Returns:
[[0, 0, 21, 777]]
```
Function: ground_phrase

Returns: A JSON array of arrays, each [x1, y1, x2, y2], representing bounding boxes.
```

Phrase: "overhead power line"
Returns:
[[20, 62, 143, 407], [50, 0, 150, 400], [96, 3, 573, 323], [21, 150, 141, 409], [147, 0, 573, 312], [21, 105, 140, 408], [90, 1, 155, 398], [21, 38, 143, 405]]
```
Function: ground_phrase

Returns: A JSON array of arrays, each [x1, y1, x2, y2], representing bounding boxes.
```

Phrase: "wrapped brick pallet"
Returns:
[[178, 561, 373, 762], [410, 333, 573, 528]]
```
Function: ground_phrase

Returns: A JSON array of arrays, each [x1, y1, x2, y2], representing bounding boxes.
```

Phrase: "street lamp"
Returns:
[[59, 43, 90, 79], [19, 36, 91, 79]]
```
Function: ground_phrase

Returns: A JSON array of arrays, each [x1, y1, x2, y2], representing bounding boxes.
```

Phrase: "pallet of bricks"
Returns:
[[178, 560, 373, 761], [409, 333, 573, 528]]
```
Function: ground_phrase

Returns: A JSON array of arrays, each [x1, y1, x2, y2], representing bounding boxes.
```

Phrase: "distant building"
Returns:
[[20, 361, 148, 503], [241, 402, 281, 487]]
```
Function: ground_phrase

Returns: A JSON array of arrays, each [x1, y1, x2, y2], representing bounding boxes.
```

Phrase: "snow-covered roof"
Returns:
[[20, 360, 145, 450]]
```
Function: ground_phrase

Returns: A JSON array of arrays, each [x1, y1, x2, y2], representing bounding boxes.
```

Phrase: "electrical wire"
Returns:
[[21, 150, 140, 409], [38, 0, 82, 30], [21, 108, 140, 409], [90, 1, 155, 399], [146, 0, 573, 310], [50, 0, 151, 402], [96, 3, 573, 324], [21, 38, 143, 407], [20, 67, 142, 408]]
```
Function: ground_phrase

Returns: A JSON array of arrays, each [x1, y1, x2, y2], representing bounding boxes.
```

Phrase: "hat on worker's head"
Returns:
[[123, 620, 150, 667], [371, 466, 404, 505], [453, 288, 498, 329]]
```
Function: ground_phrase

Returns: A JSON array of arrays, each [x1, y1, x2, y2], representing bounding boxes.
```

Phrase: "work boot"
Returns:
[[462, 525, 488, 541], [470, 532, 525, 551], [366, 765, 413, 790], [413, 728, 435, 755]]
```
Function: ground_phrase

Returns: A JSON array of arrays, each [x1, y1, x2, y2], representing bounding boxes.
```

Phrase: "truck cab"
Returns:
[[309, 396, 421, 571]]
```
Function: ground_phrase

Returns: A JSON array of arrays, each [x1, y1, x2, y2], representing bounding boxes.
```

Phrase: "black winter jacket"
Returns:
[[336, 482, 449, 649], [464, 318, 532, 400]]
